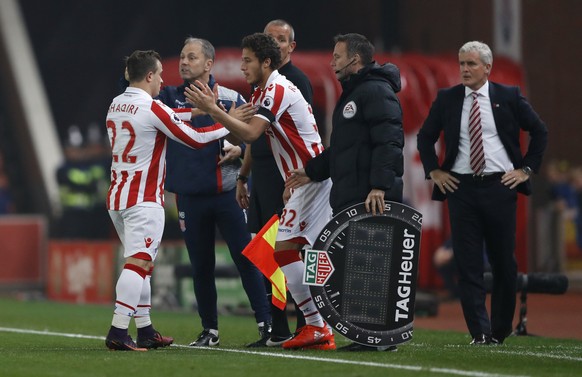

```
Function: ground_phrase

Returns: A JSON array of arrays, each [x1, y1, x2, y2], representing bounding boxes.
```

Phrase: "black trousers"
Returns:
[[447, 174, 518, 340], [178, 189, 270, 330]]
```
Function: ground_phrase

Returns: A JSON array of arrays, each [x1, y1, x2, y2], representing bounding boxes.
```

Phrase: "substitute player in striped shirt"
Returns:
[[104, 50, 233, 351], [186, 33, 335, 350]]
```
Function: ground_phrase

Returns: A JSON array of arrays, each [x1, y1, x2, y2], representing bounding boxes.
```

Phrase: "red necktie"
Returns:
[[469, 92, 485, 175]]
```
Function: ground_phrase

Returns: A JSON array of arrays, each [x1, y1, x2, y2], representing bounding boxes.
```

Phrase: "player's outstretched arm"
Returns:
[[185, 81, 267, 143], [151, 100, 229, 149]]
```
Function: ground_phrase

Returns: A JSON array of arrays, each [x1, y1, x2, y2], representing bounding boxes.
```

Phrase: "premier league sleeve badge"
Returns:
[[304, 201, 423, 347]]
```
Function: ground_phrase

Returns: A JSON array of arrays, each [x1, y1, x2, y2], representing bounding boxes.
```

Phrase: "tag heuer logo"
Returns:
[[303, 250, 335, 286]]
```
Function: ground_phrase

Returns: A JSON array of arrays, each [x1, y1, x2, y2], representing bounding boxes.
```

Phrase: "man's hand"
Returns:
[[283, 186, 292, 205], [236, 179, 249, 209], [189, 84, 223, 117], [218, 141, 242, 165], [501, 169, 530, 189], [429, 169, 460, 194], [185, 80, 219, 114], [191, 108, 205, 118], [365, 189, 385, 215], [285, 168, 311, 189], [228, 103, 256, 123]]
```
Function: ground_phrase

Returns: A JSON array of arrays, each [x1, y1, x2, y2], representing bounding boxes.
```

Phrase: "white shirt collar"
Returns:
[[465, 80, 489, 98], [261, 70, 280, 92], [125, 86, 152, 98]]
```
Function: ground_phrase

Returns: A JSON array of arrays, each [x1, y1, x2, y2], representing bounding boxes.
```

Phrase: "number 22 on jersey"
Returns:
[[107, 120, 137, 163]]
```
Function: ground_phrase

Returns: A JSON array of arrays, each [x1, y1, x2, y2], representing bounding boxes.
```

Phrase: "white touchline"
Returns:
[[0, 326, 105, 340], [0, 326, 550, 377], [489, 349, 582, 363]]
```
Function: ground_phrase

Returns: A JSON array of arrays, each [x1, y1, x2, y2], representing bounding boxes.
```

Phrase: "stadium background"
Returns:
[[14, 0, 580, 161]]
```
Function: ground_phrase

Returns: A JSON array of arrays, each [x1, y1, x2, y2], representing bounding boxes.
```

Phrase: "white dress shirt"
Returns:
[[452, 81, 514, 174]]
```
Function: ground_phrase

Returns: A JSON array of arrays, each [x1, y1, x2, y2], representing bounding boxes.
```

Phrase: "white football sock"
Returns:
[[279, 260, 324, 328], [111, 266, 145, 329], [135, 274, 152, 328]]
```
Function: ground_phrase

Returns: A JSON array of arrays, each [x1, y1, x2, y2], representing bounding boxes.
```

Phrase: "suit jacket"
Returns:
[[417, 82, 548, 201]]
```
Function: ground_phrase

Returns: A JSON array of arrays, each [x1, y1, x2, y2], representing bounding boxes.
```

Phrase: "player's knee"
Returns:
[[127, 252, 153, 270]]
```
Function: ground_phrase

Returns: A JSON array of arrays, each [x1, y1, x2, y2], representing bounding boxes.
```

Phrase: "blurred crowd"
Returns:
[[54, 123, 112, 239], [532, 159, 582, 272], [52, 123, 181, 241]]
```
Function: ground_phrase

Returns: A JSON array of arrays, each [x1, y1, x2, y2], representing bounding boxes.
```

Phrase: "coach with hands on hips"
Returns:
[[417, 41, 547, 345]]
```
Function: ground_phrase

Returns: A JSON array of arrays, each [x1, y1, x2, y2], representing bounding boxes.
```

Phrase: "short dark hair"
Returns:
[[125, 50, 161, 82], [333, 33, 374, 65], [241, 33, 281, 69]]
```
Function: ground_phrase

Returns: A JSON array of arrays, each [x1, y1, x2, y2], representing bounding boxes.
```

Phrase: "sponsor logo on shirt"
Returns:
[[343, 101, 357, 119]]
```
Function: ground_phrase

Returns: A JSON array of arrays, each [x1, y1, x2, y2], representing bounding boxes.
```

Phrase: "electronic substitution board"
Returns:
[[303, 201, 422, 347]]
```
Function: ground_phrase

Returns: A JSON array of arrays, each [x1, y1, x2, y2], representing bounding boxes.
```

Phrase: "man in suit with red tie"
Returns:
[[417, 41, 548, 345]]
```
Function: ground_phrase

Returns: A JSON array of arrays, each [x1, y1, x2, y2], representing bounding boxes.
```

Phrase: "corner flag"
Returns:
[[242, 215, 287, 310]]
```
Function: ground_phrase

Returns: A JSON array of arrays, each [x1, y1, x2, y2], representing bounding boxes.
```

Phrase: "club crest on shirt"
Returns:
[[343, 101, 357, 119], [262, 96, 273, 110]]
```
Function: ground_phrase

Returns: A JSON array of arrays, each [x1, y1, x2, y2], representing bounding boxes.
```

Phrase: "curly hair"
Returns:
[[241, 33, 281, 69]]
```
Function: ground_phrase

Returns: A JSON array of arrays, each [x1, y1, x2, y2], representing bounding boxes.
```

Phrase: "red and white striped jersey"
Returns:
[[251, 71, 324, 179], [105, 87, 229, 210]]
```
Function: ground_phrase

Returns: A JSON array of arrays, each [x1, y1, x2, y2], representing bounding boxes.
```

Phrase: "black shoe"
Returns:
[[470, 334, 491, 345], [491, 331, 509, 345], [338, 342, 397, 352], [189, 329, 219, 347], [246, 323, 272, 348], [106, 334, 147, 351], [266, 334, 294, 347], [137, 330, 174, 349], [490, 336, 503, 345]]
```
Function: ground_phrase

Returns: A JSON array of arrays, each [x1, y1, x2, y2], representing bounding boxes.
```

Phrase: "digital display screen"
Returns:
[[341, 222, 394, 325]]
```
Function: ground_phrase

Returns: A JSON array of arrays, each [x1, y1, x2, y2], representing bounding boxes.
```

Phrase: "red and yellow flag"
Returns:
[[242, 215, 287, 310]]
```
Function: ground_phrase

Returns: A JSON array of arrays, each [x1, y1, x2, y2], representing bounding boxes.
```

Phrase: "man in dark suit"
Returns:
[[417, 41, 547, 345]]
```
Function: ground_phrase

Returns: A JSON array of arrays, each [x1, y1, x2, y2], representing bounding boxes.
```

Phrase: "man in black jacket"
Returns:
[[417, 41, 547, 345], [286, 33, 404, 351]]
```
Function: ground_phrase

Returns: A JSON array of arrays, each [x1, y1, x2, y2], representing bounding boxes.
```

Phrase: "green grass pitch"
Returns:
[[1, 297, 581, 377]]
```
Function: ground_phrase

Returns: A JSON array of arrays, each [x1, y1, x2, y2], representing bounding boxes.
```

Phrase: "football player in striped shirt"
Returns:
[[104, 50, 231, 351]]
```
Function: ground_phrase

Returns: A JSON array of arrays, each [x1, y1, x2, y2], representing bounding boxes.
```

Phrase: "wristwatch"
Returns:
[[521, 166, 533, 176], [236, 174, 248, 183]]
